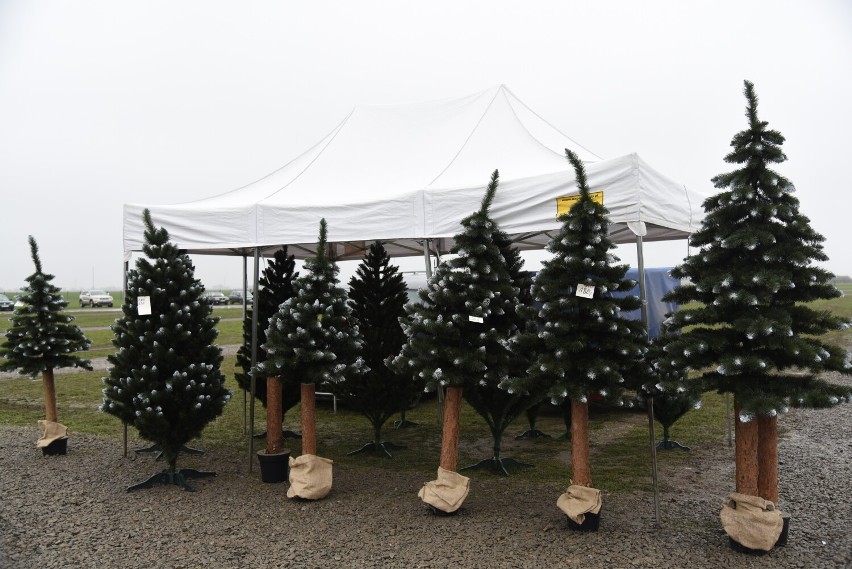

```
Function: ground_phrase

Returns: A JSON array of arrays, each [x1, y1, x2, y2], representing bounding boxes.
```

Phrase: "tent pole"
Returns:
[[422, 238, 433, 279], [122, 257, 130, 458], [242, 255, 248, 435], [248, 248, 260, 472], [422, 239, 443, 424], [637, 235, 661, 528]]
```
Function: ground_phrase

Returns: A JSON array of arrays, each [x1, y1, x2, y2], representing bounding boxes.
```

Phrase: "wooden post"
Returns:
[[734, 404, 759, 496], [571, 399, 592, 487], [301, 383, 317, 456], [42, 368, 58, 422], [757, 414, 778, 503], [439, 386, 462, 471], [265, 376, 284, 455]]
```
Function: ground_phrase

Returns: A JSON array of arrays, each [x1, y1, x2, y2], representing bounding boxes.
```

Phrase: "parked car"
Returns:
[[202, 291, 229, 305], [79, 290, 114, 308], [228, 290, 254, 304], [0, 294, 13, 311]]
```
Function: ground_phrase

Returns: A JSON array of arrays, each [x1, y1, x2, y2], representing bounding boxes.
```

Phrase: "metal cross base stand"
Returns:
[[514, 429, 552, 440], [252, 430, 302, 440], [460, 457, 533, 477], [656, 439, 690, 451], [394, 419, 418, 429], [126, 468, 217, 492], [134, 444, 205, 461], [347, 441, 406, 458]]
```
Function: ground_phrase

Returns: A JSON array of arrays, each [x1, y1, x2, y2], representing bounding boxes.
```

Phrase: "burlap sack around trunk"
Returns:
[[556, 484, 602, 525], [720, 492, 784, 552], [36, 420, 68, 448], [418, 467, 471, 513], [287, 454, 333, 500]]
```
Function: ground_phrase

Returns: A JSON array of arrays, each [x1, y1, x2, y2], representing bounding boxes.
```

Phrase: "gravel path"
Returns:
[[1, 376, 850, 568]]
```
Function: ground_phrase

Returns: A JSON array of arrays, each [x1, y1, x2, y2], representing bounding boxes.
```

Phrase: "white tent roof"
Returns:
[[123, 85, 705, 260]]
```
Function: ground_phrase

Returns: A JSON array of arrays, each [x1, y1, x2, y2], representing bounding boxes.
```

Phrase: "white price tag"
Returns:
[[576, 284, 595, 299], [137, 296, 152, 316], [468, 315, 484, 324]]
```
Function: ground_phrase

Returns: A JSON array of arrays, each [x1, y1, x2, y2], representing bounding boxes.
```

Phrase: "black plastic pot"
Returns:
[[41, 437, 68, 456], [566, 511, 600, 532], [256, 449, 290, 483]]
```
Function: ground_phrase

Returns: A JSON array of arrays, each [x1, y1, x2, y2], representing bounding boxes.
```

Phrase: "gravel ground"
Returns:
[[1, 375, 850, 569]]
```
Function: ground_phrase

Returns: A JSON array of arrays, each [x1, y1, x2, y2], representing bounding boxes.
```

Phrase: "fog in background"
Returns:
[[1, 1, 850, 293]]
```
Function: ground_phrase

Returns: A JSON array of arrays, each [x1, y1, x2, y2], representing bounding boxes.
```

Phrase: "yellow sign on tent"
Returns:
[[556, 191, 604, 217]]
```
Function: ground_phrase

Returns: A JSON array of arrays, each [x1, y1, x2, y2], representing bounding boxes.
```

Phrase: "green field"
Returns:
[[1, 286, 849, 492]]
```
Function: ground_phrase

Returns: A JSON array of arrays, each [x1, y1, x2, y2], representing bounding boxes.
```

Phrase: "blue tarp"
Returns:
[[616, 267, 679, 338]]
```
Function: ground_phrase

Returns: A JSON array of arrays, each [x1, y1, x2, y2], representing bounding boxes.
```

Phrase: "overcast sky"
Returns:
[[1, 0, 850, 293]]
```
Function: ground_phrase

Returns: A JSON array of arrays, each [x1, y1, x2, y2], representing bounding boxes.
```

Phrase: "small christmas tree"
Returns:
[[664, 81, 851, 504], [260, 219, 365, 460], [504, 150, 647, 493], [1, 236, 91, 448], [101, 210, 231, 491], [637, 332, 701, 451], [338, 241, 418, 457], [391, 170, 524, 486], [234, 246, 301, 439]]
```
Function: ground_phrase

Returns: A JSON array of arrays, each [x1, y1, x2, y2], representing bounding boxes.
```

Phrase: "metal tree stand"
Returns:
[[515, 404, 553, 440], [347, 441, 407, 459], [127, 468, 216, 492]]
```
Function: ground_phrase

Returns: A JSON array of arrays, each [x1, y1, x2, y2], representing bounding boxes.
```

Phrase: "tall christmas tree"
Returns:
[[101, 210, 231, 491], [1, 236, 91, 446], [260, 219, 365, 460], [459, 222, 542, 476], [234, 246, 301, 438], [391, 170, 523, 483], [338, 241, 418, 457], [504, 150, 647, 492], [663, 81, 851, 504]]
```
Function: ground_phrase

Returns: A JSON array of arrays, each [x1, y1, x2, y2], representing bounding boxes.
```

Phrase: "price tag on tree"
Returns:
[[137, 296, 152, 316], [576, 284, 595, 299], [468, 315, 484, 324]]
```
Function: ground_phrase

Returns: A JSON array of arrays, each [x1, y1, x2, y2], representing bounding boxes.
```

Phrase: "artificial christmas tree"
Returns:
[[503, 150, 647, 529], [637, 332, 701, 451], [260, 218, 365, 499], [234, 246, 301, 442], [391, 170, 526, 508], [663, 81, 850, 549], [459, 222, 542, 476], [0, 236, 92, 453], [101, 210, 231, 491], [338, 241, 418, 458]]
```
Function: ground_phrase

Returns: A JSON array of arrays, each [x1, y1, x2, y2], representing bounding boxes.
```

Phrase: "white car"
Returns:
[[80, 290, 114, 308]]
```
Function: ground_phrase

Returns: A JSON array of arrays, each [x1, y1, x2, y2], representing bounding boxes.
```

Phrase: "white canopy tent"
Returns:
[[123, 85, 704, 260]]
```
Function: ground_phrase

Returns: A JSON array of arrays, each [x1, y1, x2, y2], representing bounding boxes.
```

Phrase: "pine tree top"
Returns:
[[0, 236, 92, 376], [391, 171, 529, 392], [664, 80, 851, 415], [503, 149, 646, 405], [260, 219, 364, 385]]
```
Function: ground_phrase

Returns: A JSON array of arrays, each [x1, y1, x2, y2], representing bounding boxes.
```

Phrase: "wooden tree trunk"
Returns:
[[571, 399, 592, 487], [42, 368, 58, 422], [265, 376, 284, 454], [734, 404, 759, 496], [301, 383, 317, 456], [439, 386, 463, 471], [757, 414, 778, 503]]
